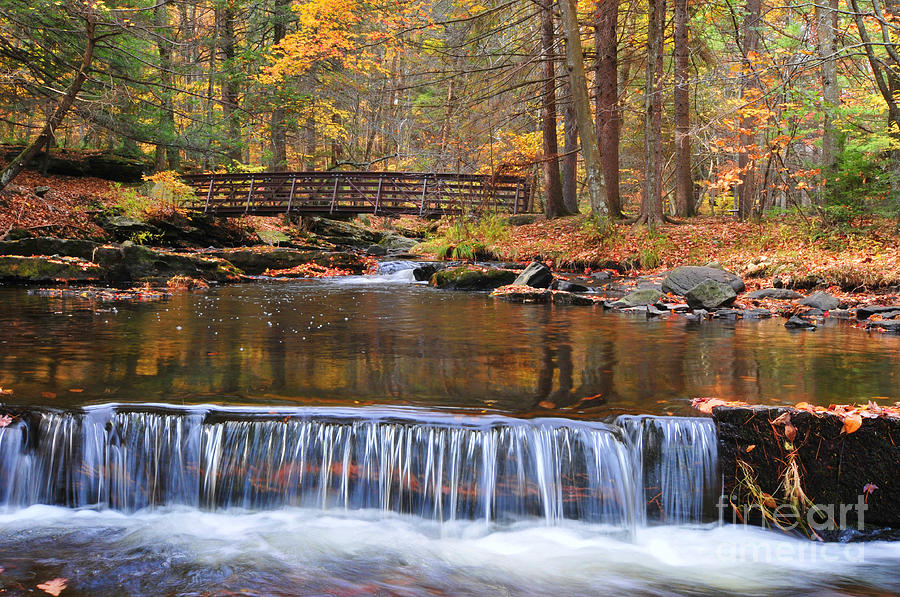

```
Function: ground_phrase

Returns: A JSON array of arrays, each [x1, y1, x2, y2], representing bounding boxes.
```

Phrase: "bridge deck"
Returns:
[[182, 171, 532, 217]]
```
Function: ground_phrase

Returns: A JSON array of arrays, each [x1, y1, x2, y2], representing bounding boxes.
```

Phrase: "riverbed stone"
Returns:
[[378, 234, 418, 253], [785, 315, 816, 329], [552, 280, 590, 293], [430, 266, 517, 290], [857, 305, 900, 320], [490, 286, 595, 305], [512, 262, 553, 288], [744, 288, 803, 300], [209, 248, 367, 275], [799, 291, 840, 311], [0, 237, 101, 260], [661, 265, 745, 296], [867, 320, 900, 333], [0, 255, 103, 283], [616, 288, 665, 307], [684, 279, 737, 310]]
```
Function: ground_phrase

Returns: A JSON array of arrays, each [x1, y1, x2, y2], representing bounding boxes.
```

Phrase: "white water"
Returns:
[[0, 505, 896, 595]]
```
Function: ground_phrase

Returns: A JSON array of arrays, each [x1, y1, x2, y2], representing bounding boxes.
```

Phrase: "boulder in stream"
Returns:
[[512, 262, 554, 288], [684, 279, 737, 310], [430, 266, 518, 290], [662, 265, 745, 296], [798, 291, 840, 311]]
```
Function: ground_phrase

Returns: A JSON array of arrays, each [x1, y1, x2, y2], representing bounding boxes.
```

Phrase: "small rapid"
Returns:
[[0, 405, 717, 529]]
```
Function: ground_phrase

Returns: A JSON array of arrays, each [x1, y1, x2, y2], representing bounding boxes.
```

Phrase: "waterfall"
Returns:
[[0, 405, 717, 528]]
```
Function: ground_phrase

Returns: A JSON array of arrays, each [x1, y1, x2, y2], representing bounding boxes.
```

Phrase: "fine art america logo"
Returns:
[[714, 494, 869, 563]]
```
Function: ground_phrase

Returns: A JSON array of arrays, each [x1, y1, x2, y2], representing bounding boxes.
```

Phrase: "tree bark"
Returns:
[[154, 1, 179, 171], [640, 0, 665, 226], [595, 0, 622, 217], [558, 0, 608, 219], [673, 0, 693, 216], [270, 0, 289, 171], [0, 20, 96, 193], [737, 0, 761, 219], [219, 0, 242, 164], [560, 76, 579, 213], [540, 0, 566, 218], [816, 0, 840, 190]]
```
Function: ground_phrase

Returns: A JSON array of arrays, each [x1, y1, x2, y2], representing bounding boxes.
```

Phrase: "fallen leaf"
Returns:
[[761, 493, 777, 508], [37, 577, 67, 596], [771, 412, 792, 426], [41, 392, 56, 399], [784, 423, 797, 442], [537, 400, 555, 409], [68, 388, 83, 393], [842, 414, 863, 435], [745, 444, 756, 452]]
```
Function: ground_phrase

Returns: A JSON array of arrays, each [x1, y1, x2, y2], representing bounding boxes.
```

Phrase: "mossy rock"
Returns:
[[0, 237, 101, 260], [210, 249, 367, 275], [0, 255, 103, 283], [430, 266, 517, 290], [490, 285, 595, 305]]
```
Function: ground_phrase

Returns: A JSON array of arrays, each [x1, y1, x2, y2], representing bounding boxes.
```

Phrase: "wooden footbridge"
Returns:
[[182, 171, 532, 217]]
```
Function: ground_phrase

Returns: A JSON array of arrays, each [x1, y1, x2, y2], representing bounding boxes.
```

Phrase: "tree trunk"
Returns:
[[219, 0, 242, 164], [558, 0, 608, 219], [595, 0, 622, 217], [154, 1, 179, 171], [817, 0, 840, 187], [673, 0, 693, 217], [640, 0, 665, 226], [270, 0, 289, 171], [540, 0, 566, 218], [560, 76, 579, 213], [737, 0, 761, 218], [0, 21, 96, 193]]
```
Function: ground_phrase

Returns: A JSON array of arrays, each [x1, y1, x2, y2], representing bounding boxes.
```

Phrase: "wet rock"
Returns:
[[306, 217, 382, 248], [379, 234, 418, 253], [857, 305, 900, 320], [98, 214, 162, 243], [785, 315, 816, 329], [799, 291, 840, 311], [647, 305, 668, 317], [512, 262, 554, 289], [684, 279, 737, 310], [0, 255, 103, 283], [366, 245, 387, 256], [412, 264, 441, 281], [744, 288, 803, 300], [590, 270, 613, 282], [0, 237, 100, 260], [712, 308, 741, 319], [430, 266, 517, 290], [742, 309, 772, 319], [828, 309, 852, 320], [867, 320, 900, 333], [97, 244, 242, 283], [616, 288, 665, 307], [209, 248, 367, 275], [662, 265, 745, 296], [490, 286, 595, 305], [552, 280, 590, 293]]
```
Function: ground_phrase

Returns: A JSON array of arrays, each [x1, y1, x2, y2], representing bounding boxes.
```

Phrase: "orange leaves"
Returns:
[[771, 411, 797, 442], [690, 396, 749, 414], [0, 414, 13, 427], [263, 262, 352, 278], [36, 578, 68, 597], [842, 414, 863, 435]]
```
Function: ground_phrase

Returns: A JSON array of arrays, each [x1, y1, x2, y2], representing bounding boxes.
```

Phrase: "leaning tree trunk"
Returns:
[[673, 0, 694, 217], [595, 0, 622, 218], [558, 0, 608, 219], [0, 21, 96, 193], [540, 0, 566, 218]]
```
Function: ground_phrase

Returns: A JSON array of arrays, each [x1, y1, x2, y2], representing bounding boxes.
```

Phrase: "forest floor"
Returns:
[[1, 171, 899, 298]]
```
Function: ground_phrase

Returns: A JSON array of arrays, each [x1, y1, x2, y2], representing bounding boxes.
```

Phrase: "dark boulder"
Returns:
[[553, 280, 590, 293], [430, 266, 517, 290], [684, 279, 737, 310], [661, 265, 745, 296], [867, 320, 900, 333], [799, 291, 840, 311], [512, 262, 554, 288], [412, 264, 440, 281], [785, 316, 816, 329], [857, 305, 900, 320], [744, 288, 803, 300]]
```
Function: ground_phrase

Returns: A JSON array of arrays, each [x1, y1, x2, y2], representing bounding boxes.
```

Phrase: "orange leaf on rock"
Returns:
[[37, 578, 68, 596], [784, 423, 797, 442], [771, 412, 792, 426], [842, 414, 863, 435]]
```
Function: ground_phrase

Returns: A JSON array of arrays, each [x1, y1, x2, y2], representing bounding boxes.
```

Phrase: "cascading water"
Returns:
[[0, 405, 716, 529]]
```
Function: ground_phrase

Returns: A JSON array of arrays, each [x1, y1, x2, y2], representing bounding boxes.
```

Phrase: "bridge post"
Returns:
[[329, 176, 339, 215], [419, 177, 428, 216], [513, 184, 520, 215], [286, 176, 297, 215], [374, 176, 383, 215], [244, 177, 255, 214], [204, 178, 213, 214]]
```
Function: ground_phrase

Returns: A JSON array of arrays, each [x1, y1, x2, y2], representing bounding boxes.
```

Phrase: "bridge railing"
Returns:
[[181, 171, 532, 217]]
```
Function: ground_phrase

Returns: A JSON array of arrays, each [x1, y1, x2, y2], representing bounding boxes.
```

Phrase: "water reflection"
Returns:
[[1, 281, 899, 415]]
